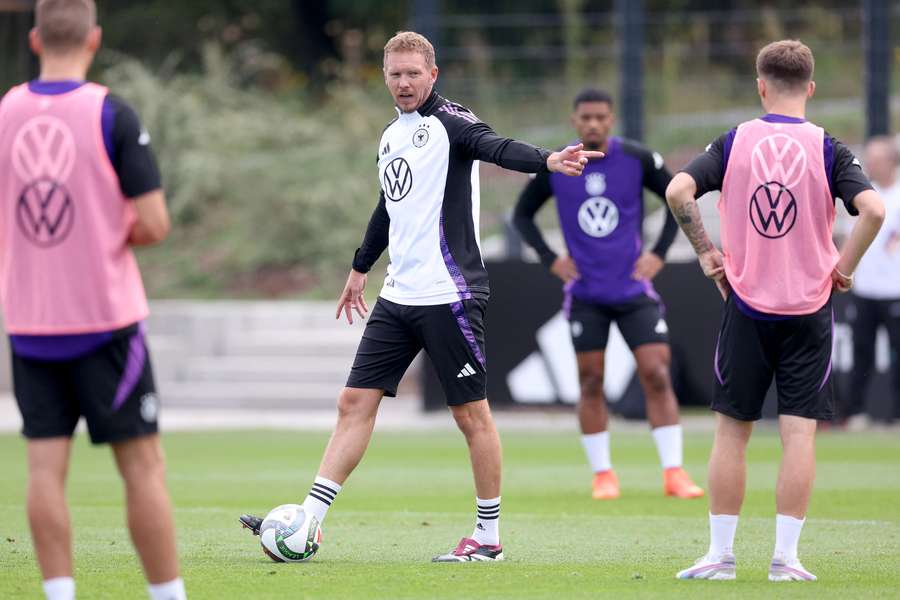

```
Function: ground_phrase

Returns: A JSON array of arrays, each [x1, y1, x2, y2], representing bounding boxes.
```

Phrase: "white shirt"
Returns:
[[853, 180, 900, 299]]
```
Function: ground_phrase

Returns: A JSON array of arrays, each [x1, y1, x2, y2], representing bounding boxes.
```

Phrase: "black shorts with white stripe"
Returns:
[[346, 297, 488, 406]]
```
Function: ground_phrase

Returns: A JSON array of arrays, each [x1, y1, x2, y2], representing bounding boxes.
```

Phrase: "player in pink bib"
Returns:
[[0, 2, 184, 599], [667, 40, 885, 582]]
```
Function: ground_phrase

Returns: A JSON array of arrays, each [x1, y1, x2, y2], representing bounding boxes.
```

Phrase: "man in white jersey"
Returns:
[[841, 136, 900, 423], [239, 31, 600, 562], [667, 40, 884, 582]]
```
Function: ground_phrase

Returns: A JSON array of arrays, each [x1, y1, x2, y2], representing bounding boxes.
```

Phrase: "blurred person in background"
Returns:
[[512, 88, 704, 501], [0, 1, 182, 599], [667, 40, 883, 582], [239, 30, 601, 563], [841, 136, 900, 426]]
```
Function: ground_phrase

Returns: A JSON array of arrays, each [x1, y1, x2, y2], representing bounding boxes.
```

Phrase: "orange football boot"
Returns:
[[592, 470, 620, 500], [663, 467, 704, 498]]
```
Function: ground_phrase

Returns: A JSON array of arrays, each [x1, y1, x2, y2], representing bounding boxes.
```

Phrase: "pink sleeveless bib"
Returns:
[[719, 118, 839, 315], [0, 82, 149, 334]]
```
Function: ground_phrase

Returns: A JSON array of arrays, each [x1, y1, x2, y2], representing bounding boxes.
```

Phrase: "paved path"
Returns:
[[0, 394, 722, 434]]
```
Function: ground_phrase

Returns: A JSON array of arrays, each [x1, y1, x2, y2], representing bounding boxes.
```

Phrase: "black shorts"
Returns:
[[346, 297, 487, 406], [13, 324, 159, 444], [567, 293, 669, 353], [712, 295, 834, 421]]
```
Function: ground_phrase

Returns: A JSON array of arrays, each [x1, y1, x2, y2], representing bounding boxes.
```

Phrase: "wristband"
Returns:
[[835, 267, 853, 281]]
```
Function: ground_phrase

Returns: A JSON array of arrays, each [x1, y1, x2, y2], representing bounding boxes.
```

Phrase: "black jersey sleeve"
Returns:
[[106, 95, 162, 198], [829, 135, 873, 216], [352, 191, 390, 273], [437, 103, 551, 173], [512, 170, 557, 266], [621, 139, 678, 259], [682, 130, 732, 197]]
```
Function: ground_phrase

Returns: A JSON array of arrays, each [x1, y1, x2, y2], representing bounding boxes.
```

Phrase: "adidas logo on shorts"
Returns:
[[655, 319, 668, 334], [457, 363, 477, 378]]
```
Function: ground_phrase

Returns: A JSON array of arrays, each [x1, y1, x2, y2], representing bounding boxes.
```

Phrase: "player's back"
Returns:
[[719, 116, 838, 315], [0, 82, 148, 334]]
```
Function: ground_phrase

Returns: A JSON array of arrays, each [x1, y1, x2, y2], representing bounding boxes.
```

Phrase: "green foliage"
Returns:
[[100, 46, 391, 297], [1, 429, 899, 598]]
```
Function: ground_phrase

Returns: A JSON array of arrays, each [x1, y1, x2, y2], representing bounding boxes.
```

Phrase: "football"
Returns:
[[259, 504, 322, 563]]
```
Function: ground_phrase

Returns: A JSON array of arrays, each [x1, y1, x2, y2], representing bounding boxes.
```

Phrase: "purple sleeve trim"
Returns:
[[722, 128, 737, 180], [823, 136, 835, 201], [101, 95, 116, 166]]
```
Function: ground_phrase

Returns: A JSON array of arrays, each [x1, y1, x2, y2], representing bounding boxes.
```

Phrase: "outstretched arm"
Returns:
[[443, 107, 603, 175], [665, 172, 729, 298]]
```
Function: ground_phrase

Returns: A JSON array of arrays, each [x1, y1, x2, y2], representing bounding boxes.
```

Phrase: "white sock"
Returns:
[[42, 577, 74, 600], [651, 424, 683, 470], [471, 496, 500, 546], [581, 431, 612, 473], [774, 514, 805, 561], [303, 475, 342, 526], [708, 513, 739, 557], [148, 578, 186, 600]]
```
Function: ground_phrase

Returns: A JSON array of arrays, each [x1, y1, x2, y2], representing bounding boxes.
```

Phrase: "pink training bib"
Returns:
[[0, 82, 149, 334], [719, 118, 839, 315]]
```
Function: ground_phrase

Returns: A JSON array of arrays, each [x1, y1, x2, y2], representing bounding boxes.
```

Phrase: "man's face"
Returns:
[[571, 101, 614, 150], [384, 51, 438, 113], [864, 141, 898, 187]]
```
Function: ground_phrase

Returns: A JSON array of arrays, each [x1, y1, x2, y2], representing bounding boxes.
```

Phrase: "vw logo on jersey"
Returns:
[[382, 157, 413, 201], [578, 197, 619, 238], [751, 133, 807, 189], [585, 172, 606, 196], [750, 181, 797, 239]]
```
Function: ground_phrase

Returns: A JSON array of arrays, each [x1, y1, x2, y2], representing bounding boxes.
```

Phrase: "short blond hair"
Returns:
[[36, 0, 96, 52], [383, 31, 436, 67], [756, 40, 814, 92]]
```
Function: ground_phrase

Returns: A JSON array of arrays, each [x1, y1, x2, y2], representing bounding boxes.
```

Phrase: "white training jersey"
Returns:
[[352, 92, 550, 306]]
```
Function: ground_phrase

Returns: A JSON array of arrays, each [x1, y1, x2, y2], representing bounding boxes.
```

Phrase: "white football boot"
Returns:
[[676, 553, 737, 580]]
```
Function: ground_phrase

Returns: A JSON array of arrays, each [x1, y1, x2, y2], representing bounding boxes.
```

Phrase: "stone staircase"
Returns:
[[146, 301, 377, 410]]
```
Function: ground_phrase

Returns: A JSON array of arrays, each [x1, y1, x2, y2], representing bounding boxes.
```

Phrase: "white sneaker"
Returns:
[[769, 555, 817, 581], [676, 553, 736, 580]]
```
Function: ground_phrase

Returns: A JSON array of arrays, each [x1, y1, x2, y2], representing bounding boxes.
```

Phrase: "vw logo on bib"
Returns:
[[577, 197, 619, 238]]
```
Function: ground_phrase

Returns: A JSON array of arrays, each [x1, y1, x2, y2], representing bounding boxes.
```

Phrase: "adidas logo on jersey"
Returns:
[[381, 142, 391, 156], [457, 363, 477, 378]]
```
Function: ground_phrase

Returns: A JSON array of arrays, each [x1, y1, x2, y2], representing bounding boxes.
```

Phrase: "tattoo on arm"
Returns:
[[674, 200, 714, 254]]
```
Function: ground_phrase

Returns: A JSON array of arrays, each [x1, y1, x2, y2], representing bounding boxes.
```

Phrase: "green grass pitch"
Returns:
[[1, 426, 899, 599]]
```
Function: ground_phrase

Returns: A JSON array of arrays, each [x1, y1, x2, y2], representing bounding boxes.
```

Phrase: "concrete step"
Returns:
[[157, 381, 339, 410], [222, 329, 362, 357], [181, 356, 352, 384]]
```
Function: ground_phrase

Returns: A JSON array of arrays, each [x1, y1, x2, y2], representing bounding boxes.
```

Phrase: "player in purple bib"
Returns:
[[513, 89, 703, 500]]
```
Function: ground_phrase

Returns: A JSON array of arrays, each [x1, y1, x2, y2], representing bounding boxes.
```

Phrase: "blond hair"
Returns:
[[36, 0, 96, 52], [383, 31, 436, 67], [756, 40, 814, 92]]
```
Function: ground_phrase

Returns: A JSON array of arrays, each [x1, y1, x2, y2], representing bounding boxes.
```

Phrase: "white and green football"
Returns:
[[259, 504, 322, 563]]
